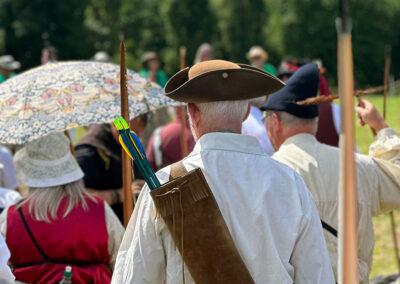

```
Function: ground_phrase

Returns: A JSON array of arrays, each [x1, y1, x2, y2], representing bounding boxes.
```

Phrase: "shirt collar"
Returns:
[[281, 133, 318, 147], [250, 106, 263, 121], [190, 132, 265, 156]]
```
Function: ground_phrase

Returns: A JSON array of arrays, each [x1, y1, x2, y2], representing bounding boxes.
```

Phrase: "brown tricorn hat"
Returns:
[[165, 60, 284, 103]]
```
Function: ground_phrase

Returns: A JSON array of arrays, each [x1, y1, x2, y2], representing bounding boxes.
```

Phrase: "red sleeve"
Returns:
[[146, 134, 157, 170]]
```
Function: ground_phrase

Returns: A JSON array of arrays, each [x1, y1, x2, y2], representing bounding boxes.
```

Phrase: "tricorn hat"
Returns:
[[165, 60, 284, 103]]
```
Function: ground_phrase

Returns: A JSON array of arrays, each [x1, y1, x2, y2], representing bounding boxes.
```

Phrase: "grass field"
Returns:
[[353, 94, 400, 278]]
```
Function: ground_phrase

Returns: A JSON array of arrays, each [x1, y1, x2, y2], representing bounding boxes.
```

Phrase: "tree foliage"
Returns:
[[0, 0, 399, 86], [166, 0, 218, 70], [0, 0, 92, 69]]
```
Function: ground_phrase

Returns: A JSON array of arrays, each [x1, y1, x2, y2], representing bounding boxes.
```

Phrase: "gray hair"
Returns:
[[197, 100, 249, 127], [266, 110, 318, 131], [18, 179, 96, 223]]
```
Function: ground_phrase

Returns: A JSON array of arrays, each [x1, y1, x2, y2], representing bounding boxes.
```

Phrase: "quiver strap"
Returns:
[[150, 162, 254, 284]]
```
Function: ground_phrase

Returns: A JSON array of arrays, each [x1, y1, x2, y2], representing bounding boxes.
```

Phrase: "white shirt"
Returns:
[[0, 234, 14, 283], [331, 103, 341, 134], [112, 132, 334, 284], [273, 128, 400, 283], [0, 187, 21, 210], [242, 106, 275, 155], [0, 146, 18, 190]]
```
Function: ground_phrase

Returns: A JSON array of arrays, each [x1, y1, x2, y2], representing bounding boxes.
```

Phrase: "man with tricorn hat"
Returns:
[[112, 60, 334, 283], [262, 63, 400, 283]]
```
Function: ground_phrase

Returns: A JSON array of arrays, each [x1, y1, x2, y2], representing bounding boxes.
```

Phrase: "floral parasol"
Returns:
[[0, 61, 178, 144]]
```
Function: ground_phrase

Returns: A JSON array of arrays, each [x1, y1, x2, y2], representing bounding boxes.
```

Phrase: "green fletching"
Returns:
[[113, 117, 124, 130], [119, 117, 130, 129]]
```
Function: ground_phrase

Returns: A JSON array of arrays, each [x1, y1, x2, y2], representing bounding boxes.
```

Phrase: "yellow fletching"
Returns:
[[119, 136, 133, 160]]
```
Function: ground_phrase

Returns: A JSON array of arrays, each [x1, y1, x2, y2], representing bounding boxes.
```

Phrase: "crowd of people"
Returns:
[[0, 42, 398, 284]]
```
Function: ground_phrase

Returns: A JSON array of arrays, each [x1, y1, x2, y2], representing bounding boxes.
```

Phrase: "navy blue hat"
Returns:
[[260, 63, 320, 118]]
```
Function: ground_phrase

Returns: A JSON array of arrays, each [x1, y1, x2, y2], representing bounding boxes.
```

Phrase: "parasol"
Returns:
[[0, 61, 177, 144]]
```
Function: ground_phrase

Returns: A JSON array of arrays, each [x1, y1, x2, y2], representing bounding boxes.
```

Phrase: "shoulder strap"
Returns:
[[321, 219, 338, 237], [169, 161, 189, 180], [17, 206, 51, 262]]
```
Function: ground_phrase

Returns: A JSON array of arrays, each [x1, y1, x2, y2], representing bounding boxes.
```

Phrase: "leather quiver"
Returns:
[[150, 162, 254, 284]]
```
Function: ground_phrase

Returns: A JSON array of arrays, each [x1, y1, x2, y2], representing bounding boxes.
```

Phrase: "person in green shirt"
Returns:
[[139, 52, 168, 87], [0, 55, 20, 83], [247, 46, 277, 77]]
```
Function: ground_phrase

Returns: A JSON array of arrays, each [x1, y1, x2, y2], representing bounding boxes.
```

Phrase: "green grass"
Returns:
[[353, 94, 400, 278]]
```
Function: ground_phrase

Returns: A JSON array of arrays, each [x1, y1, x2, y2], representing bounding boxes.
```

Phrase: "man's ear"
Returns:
[[187, 103, 200, 127], [272, 113, 282, 131], [243, 103, 251, 122]]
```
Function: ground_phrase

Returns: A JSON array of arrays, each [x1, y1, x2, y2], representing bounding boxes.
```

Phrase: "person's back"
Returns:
[[164, 133, 331, 282], [114, 132, 333, 283], [273, 133, 384, 280], [5, 195, 112, 284]]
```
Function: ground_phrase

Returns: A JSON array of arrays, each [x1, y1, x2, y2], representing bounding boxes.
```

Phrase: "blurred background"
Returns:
[[0, 0, 400, 87], [1, 0, 400, 279]]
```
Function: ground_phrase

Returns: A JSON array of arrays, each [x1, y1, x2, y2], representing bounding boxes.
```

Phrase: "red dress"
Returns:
[[6, 196, 111, 284], [316, 75, 339, 147]]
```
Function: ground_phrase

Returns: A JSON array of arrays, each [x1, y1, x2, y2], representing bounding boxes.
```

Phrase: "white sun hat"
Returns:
[[0, 55, 21, 71], [14, 132, 83, 188]]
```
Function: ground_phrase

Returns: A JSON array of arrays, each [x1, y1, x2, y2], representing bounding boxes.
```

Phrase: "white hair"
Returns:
[[266, 110, 318, 130], [197, 100, 249, 127], [18, 179, 96, 223], [249, 96, 267, 108], [280, 112, 318, 129]]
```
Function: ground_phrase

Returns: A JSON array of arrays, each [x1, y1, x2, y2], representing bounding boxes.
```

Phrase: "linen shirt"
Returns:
[[0, 146, 18, 190], [273, 128, 400, 283], [0, 234, 14, 283], [112, 132, 334, 284]]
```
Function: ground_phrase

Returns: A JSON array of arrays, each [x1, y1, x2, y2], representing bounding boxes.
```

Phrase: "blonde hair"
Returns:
[[18, 179, 96, 223]]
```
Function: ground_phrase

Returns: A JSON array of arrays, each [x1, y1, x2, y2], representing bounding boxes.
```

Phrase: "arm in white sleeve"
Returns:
[[290, 175, 335, 284], [104, 202, 124, 270], [366, 128, 400, 212], [0, 234, 14, 283], [0, 148, 18, 190], [111, 186, 166, 284]]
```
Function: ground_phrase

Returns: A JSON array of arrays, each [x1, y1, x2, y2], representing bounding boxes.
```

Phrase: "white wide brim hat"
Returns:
[[14, 132, 83, 188], [0, 55, 21, 71]]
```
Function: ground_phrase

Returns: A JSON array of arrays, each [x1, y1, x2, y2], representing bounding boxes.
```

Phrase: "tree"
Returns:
[[119, 0, 167, 70], [0, 0, 93, 69], [217, 0, 268, 62], [280, 0, 399, 86], [281, 0, 337, 82], [84, 0, 122, 57], [166, 0, 218, 71]]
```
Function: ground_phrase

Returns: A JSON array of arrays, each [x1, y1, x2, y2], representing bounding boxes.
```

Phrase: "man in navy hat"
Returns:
[[261, 63, 400, 283]]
